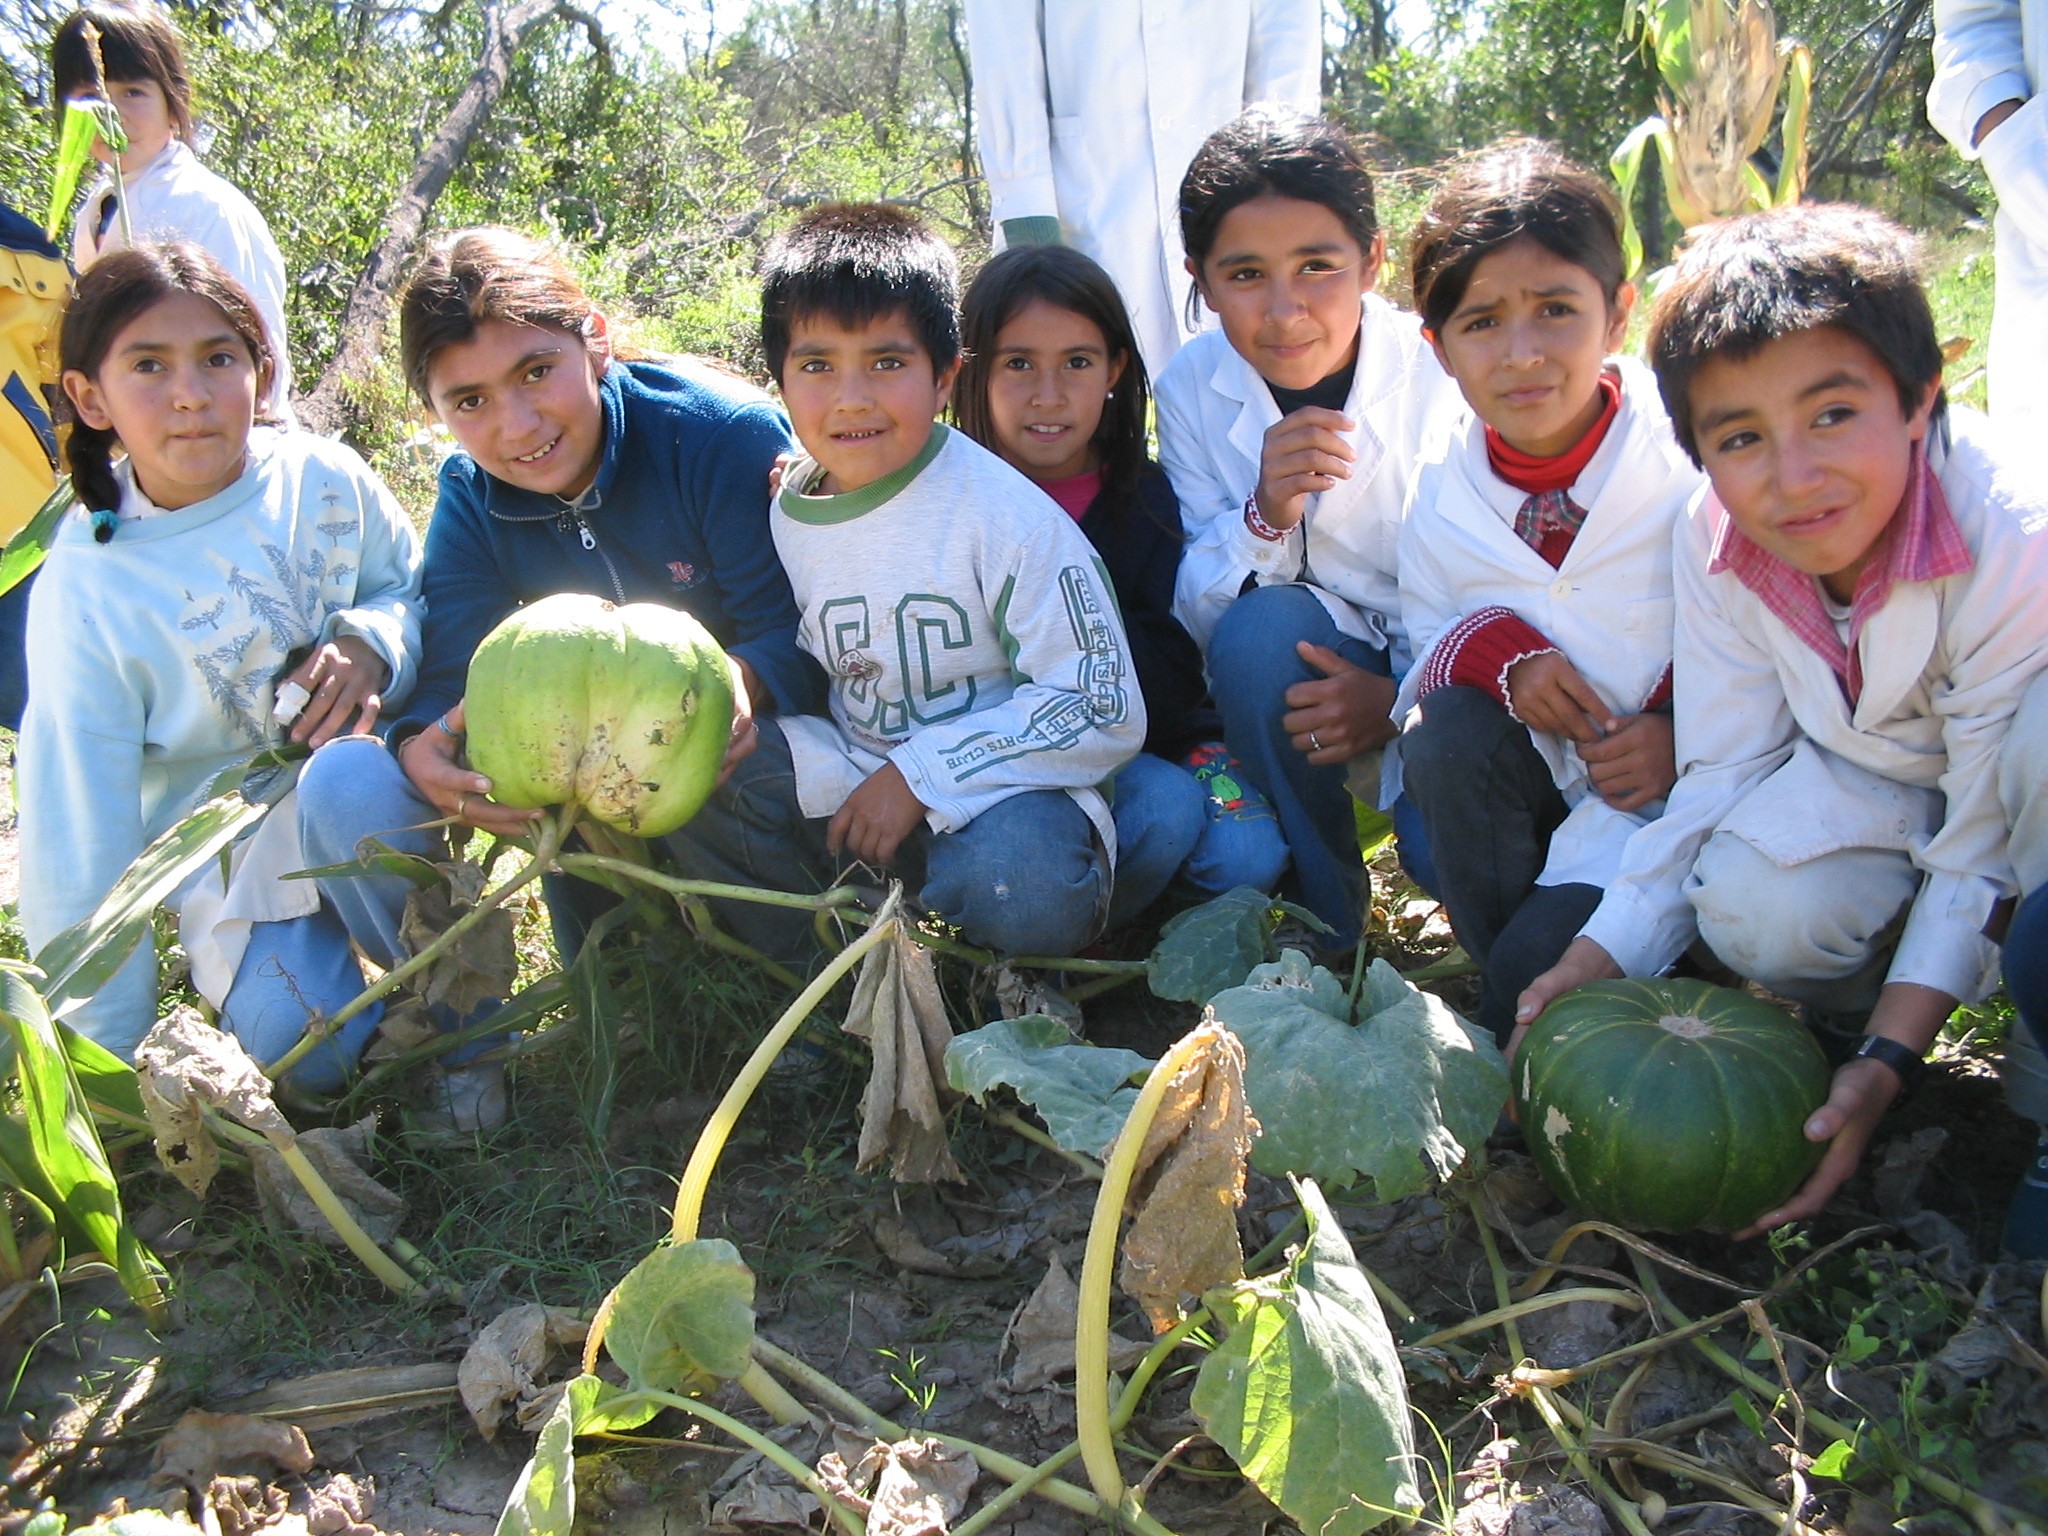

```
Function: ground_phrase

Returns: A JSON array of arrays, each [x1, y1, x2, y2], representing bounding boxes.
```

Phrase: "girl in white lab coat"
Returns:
[[1395, 140, 1701, 1043], [1155, 108, 1461, 956]]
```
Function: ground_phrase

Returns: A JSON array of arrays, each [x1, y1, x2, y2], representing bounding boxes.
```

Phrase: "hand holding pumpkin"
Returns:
[[722, 655, 761, 786], [397, 699, 545, 837]]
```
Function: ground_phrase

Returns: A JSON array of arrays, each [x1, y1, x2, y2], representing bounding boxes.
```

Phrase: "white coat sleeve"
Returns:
[[1394, 465, 1462, 695], [315, 453, 425, 709], [1158, 372, 1303, 649], [1929, 0, 2030, 155], [1888, 506, 2048, 1001], [1578, 509, 1799, 975], [891, 546, 1146, 833], [963, 0, 1058, 228], [1245, 0, 1324, 107], [17, 573, 159, 1053]]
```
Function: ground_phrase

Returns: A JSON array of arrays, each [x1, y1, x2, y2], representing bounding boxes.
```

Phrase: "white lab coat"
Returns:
[[963, 0, 1322, 376], [1930, 0, 2048, 430], [73, 139, 294, 419], [1580, 408, 2048, 1004], [1156, 293, 1464, 664], [1394, 359, 1702, 889]]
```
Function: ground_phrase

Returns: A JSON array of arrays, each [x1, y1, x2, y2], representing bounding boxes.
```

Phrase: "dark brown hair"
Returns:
[[758, 202, 960, 382], [954, 245, 1155, 530], [50, 3, 194, 144], [398, 226, 600, 406], [1410, 138, 1626, 333], [1647, 203, 1942, 465], [59, 241, 274, 515], [1178, 107, 1379, 326]]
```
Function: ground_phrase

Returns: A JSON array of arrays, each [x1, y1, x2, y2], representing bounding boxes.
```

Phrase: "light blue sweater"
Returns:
[[19, 427, 423, 1051]]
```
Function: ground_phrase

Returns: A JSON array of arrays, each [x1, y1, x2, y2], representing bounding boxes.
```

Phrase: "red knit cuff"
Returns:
[[1417, 607, 1560, 709]]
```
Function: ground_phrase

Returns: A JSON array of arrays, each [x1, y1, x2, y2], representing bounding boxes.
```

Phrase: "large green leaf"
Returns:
[[494, 1371, 579, 1536], [602, 1239, 756, 1395], [44, 103, 101, 241], [0, 478, 73, 601], [1191, 1179, 1420, 1535], [1147, 888, 1325, 1004], [1208, 952, 1506, 1199], [564, 1373, 660, 1435], [0, 970, 163, 1316], [36, 793, 268, 1014], [944, 1014, 1151, 1157]]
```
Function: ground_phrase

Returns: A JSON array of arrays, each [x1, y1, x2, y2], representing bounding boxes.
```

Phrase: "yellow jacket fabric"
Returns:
[[0, 207, 70, 545]]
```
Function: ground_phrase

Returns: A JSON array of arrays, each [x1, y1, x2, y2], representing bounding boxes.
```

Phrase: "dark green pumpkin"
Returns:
[[1513, 979, 1831, 1234]]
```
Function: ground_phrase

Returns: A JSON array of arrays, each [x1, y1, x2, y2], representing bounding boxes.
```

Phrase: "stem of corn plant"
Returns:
[[1075, 1026, 1217, 1518], [266, 806, 570, 1081]]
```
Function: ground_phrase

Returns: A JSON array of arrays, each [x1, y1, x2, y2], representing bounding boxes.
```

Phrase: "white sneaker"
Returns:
[[423, 1059, 507, 1133]]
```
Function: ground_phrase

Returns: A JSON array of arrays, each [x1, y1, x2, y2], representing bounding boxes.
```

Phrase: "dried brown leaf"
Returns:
[[843, 931, 963, 1184], [153, 1410, 314, 1487], [136, 1007, 293, 1195], [249, 1115, 405, 1248], [399, 872, 518, 1019], [1116, 1023, 1257, 1333], [457, 1303, 590, 1441], [818, 1437, 977, 1536], [1001, 1254, 1148, 1391]]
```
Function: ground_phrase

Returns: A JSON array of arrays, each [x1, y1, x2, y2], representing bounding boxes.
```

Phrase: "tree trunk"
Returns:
[[298, 0, 600, 436]]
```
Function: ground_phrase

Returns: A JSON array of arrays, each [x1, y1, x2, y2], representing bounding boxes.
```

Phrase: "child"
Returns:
[[18, 243, 422, 1087], [671, 204, 1148, 962], [953, 244, 1289, 917], [1517, 205, 2048, 1245], [1156, 107, 1463, 956], [53, 2, 294, 416], [1395, 141, 1701, 1043]]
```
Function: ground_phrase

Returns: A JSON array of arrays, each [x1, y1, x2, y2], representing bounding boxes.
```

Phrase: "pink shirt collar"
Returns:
[[1705, 441, 1973, 704]]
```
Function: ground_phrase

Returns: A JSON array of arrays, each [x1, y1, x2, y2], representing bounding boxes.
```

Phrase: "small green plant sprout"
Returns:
[[1609, 0, 1814, 276], [874, 1346, 941, 1419]]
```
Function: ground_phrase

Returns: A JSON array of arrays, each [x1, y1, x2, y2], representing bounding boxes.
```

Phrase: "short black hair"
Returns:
[[1411, 138, 1626, 333], [1179, 107, 1379, 315], [50, 2, 194, 142], [758, 203, 960, 382], [1648, 203, 1943, 466]]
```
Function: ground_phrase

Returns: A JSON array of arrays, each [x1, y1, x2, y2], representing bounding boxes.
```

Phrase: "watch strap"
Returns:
[[1853, 1033, 1925, 1093]]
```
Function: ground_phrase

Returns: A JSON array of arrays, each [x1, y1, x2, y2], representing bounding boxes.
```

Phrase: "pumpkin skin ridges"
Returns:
[[1514, 978, 1831, 1234], [464, 593, 736, 838]]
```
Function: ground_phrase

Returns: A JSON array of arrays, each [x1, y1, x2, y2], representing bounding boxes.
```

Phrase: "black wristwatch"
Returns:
[[1853, 1034, 1926, 1096]]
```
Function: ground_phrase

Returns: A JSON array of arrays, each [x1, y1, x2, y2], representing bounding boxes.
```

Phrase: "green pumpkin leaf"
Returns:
[[1192, 1179, 1421, 1535], [494, 1373, 579, 1536], [0, 970, 164, 1317], [945, 1014, 1152, 1158], [1210, 952, 1507, 1198], [1147, 887, 1312, 1004], [564, 1373, 660, 1435], [602, 1239, 756, 1395], [36, 794, 269, 1014], [1808, 1439, 1855, 1479], [0, 477, 72, 601]]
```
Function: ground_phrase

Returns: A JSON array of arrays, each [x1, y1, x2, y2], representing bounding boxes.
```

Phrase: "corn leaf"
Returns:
[[0, 969, 165, 1317], [44, 104, 100, 240], [1776, 42, 1813, 205], [0, 477, 74, 601], [36, 793, 268, 1014], [1191, 1178, 1420, 1536], [1610, 115, 1669, 277]]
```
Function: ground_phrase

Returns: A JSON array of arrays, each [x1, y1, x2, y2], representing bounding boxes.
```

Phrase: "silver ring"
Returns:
[[1308, 731, 1323, 752], [457, 793, 471, 819]]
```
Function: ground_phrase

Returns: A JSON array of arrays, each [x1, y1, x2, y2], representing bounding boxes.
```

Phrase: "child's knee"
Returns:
[[924, 796, 1106, 955], [1402, 686, 1518, 789], [297, 735, 429, 862], [1687, 832, 1910, 987], [1207, 585, 1325, 700]]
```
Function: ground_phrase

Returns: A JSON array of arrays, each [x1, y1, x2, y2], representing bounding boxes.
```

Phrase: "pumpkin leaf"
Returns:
[[1208, 952, 1506, 1199], [1147, 887, 1326, 1004], [1191, 1178, 1421, 1536], [602, 1239, 756, 1395], [36, 793, 269, 1015], [564, 1373, 659, 1436], [493, 1371, 579, 1536], [945, 1014, 1151, 1158]]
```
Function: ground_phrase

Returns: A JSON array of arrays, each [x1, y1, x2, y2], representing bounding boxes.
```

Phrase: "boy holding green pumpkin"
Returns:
[[668, 203, 1158, 962], [1515, 204, 2048, 1254]]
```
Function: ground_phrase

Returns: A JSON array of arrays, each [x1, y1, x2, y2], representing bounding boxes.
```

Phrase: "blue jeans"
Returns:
[[2009, 886, 2048, 1064], [223, 736, 491, 1091], [1108, 753, 1205, 926], [1206, 583, 1434, 950], [0, 567, 33, 732], [1179, 742, 1291, 898], [668, 718, 1110, 963]]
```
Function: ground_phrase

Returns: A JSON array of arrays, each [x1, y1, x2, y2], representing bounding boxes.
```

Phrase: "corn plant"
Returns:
[[1610, 0, 1814, 276]]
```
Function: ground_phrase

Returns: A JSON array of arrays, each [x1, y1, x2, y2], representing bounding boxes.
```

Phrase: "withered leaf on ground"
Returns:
[[1001, 1254, 1149, 1392], [817, 1435, 977, 1536], [1116, 1023, 1258, 1333], [136, 1007, 294, 1196], [153, 1410, 314, 1488], [842, 930, 963, 1184], [249, 1115, 405, 1247], [457, 1303, 590, 1441], [362, 998, 437, 1064], [398, 865, 519, 1019], [991, 964, 1083, 1037]]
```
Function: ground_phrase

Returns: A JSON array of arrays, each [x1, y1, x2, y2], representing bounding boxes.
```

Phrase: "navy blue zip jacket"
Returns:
[[394, 358, 825, 745]]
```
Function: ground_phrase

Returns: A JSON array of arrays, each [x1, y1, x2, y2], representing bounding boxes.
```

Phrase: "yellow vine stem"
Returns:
[[209, 1118, 420, 1298], [1075, 1027, 1216, 1523]]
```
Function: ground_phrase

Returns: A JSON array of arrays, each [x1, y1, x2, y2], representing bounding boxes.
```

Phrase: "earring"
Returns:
[[1106, 389, 1115, 399]]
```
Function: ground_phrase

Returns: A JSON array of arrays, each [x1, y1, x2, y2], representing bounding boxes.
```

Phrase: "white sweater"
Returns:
[[771, 425, 1144, 858], [1394, 359, 1702, 887], [73, 140, 294, 416], [19, 428, 422, 1050], [1581, 409, 2048, 1002]]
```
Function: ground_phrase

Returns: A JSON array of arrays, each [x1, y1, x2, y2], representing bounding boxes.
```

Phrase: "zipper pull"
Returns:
[[576, 519, 596, 551]]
